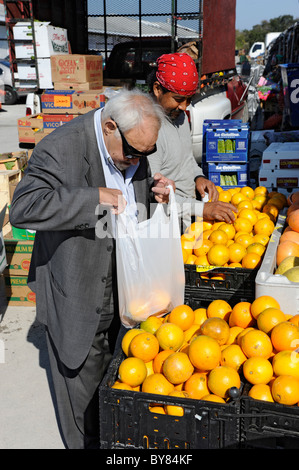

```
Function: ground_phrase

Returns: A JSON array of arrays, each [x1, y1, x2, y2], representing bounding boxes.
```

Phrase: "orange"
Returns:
[[226, 326, 244, 345], [194, 254, 210, 266], [202, 229, 213, 239], [220, 344, 247, 371], [183, 324, 201, 343], [209, 229, 229, 245], [141, 373, 174, 395], [211, 221, 226, 231], [231, 192, 247, 206], [241, 252, 262, 269], [219, 223, 236, 240], [251, 233, 270, 246], [271, 321, 299, 352], [262, 203, 279, 219], [182, 247, 191, 263], [272, 350, 299, 379], [243, 357, 273, 384], [206, 299, 232, 321], [202, 220, 213, 231], [229, 301, 255, 328], [236, 327, 255, 345], [288, 208, 299, 232], [200, 317, 230, 345], [251, 295, 281, 320], [118, 357, 148, 387], [165, 391, 189, 416], [254, 186, 268, 196], [183, 372, 210, 399], [276, 241, 299, 266], [111, 381, 133, 390], [238, 199, 254, 211], [193, 307, 208, 326], [207, 366, 241, 398], [248, 384, 274, 402], [168, 304, 195, 331], [256, 307, 286, 334], [140, 316, 163, 335], [193, 239, 213, 257], [240, 329, 273, 358], [162, 352, 194, 384], [145, 360, 154, 376], [289, 314, 299, 326], [240, 186, 255, 200], [185, 221, 203, 240], [201, 394, 226, 403], [246, 242, 266, 257], [188, 335, 221, 371], [253, 218, 275, 237], [207, 244, 230, 266], [149, 406, 166, 414], [228, 242, 247, 263], [234, 217, 253, 233], [121, 328, 145, 357], [181, 238, 194, 256], [234, 232, 253, 248], [229, 262, 242, 268], [280, 230, 299, 245], [129, 332, 160, 362], [155, 323, 185, 351], [271, 375, 299, 406], [238, 208, 258, 225], [267, 197, 285, 211], [218, 190, 232, 203], [153, 350, 173, 374], [185, 254, 198, 265], [252, 195, 267, 210]]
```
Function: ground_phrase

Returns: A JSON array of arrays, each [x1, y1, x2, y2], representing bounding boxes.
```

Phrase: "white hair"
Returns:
[[101, 87, 165, 132]]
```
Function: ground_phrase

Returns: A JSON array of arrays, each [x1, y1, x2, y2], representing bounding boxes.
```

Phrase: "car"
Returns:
[[0, 59, 20, 105]]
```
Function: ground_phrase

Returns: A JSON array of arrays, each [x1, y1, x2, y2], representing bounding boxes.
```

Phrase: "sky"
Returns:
[[236, 0, 299, 31]]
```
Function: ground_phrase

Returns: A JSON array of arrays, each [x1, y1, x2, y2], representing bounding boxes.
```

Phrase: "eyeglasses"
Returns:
[[112, 119, 157, 159]]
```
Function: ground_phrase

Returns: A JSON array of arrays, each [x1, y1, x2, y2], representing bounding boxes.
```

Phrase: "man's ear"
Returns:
[[153, 81, 162, 99], [103, 119, 117, 136]]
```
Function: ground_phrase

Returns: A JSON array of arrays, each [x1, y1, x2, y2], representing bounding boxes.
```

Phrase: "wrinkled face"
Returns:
[[153, 81, 193, 121], [103, 117, 159, 171]]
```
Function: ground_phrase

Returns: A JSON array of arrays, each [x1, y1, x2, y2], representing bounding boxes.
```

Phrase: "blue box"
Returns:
[[280, 64, 299, 127], [203, 162, 250, 189], [202, 120, 243, 161], [204, 123, 249, 163]]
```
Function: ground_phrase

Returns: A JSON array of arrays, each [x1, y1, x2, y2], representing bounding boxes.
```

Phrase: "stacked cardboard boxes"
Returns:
[[202, 120, 250, 189], [13, 21, 69, 90]]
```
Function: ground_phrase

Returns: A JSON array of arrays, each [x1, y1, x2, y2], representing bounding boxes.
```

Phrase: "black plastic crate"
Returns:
[[240, 384, 299, 449], [184, 265, 256, 302], [99, 350, 241, 449]]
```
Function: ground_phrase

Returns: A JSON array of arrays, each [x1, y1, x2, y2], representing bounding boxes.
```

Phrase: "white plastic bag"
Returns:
[[116, 186, 185, 327]]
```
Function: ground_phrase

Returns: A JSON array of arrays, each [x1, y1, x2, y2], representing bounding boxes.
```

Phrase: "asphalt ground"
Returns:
[[0, 99, 65, 449]]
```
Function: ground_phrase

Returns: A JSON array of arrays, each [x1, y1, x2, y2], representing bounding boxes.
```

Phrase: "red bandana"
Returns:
[[156, 52, 199, 96]]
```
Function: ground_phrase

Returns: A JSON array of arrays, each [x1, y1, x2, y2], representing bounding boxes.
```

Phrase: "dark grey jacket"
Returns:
[[10, 109, 153, 369]]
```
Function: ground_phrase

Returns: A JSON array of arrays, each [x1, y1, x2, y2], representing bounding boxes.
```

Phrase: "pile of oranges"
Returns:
[[182, 186, 288, 269], [111, 295, 299, 414]]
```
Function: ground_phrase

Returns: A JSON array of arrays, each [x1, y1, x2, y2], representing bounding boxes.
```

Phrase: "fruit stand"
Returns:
[[99, 116, 299, 449]]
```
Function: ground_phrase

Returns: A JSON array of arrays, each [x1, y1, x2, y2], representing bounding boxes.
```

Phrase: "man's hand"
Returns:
[[152, 173, 176, 203], [99, 187, 127, 214], [195, 176, 219, 202], [203, 201, 238, 224]]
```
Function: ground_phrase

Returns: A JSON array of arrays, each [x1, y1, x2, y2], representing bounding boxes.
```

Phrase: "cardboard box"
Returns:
[[204, 123, 250, 163], [17, 58, 53, 89], [259, 169, 299, 190], [0, 171, 22, 213], [18, 114, 43, 144], [41, 89, 105, 114], [42, 113, 80, 129], [4, 275, 36, 306], [203, 162, 250, 188], [54, 80, 103, 91], [0, 151, 28, 171], [51, 55, 103, 84], [261, 142, 299, 170], [4, 237, 34, 275], [13, 21, 68, 58]]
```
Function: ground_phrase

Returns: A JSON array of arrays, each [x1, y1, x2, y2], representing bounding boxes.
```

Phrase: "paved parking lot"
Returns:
[[0, 100, 65, 449]]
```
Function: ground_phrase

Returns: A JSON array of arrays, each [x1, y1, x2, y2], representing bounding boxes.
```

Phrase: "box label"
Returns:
[[277, 177, 298, 187], [53, 95, 72, 108], [280, 158, 299, 169]]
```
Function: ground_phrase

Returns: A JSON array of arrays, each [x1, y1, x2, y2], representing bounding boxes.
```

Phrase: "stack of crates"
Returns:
[[259, 141, 299, 196], [202, 120, 250, 189]]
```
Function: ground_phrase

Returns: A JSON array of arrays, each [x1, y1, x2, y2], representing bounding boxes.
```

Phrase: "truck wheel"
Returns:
[[4, 85, 18, 105]]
